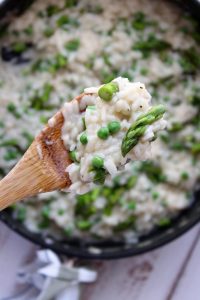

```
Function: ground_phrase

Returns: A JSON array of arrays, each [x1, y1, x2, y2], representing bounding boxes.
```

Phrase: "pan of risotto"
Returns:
[[0, 0, 200, 259]]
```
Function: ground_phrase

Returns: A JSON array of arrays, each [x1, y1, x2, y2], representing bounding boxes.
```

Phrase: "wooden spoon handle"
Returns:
[[0, 111, 71, 210], [0, 140, 67, 210]]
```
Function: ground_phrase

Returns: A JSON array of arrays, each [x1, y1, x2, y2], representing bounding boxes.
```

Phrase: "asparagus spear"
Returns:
[[121, 105, 166, 157]]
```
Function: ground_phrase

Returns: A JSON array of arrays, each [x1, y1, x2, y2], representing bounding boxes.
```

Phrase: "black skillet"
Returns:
[[0, 0, 200, 259]]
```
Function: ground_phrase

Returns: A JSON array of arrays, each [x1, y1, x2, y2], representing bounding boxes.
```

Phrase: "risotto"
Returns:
[[61, 77, 166, 194], [0, 0, 200, 241]]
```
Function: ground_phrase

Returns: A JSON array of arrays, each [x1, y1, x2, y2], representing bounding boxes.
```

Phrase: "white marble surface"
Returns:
[[0, 221, 200, 300]]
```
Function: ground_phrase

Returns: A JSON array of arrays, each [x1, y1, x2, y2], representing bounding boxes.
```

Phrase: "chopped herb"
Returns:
[[191, 143, 200, 155], [140, 68, 148, 76], [57, 208, 65, 215], [16, 206, 26, 222], [65, 0, 79, 8], [127, 201, 136, 210], [171, 141, 186, 151], [152, 191, 159, 200], [0, 138, 19, 148], [56, 15, 79, 28], [169, 122, 183, 132], [4, 149, 20, 161], [38, 218, 50, 229], [24, 25, 33, 36], [140, 161, 166, 183], [43, 27, 54, 37], [76, 220, 92, 230], [56, 15, 70, 27], [158, 217, 171, 227], [22, 131, 34, 146], [65, 39, 80, 51], [114, 216, 135, 232], [29, 83, 54, 110], [132, 12, 157, 31], [46, 5, 60, 17], [179, 48, 200, 74], [133, 35, 171, 58], [40, 115, 49, 124], [12, 42, 27, 54], [84, 4, 103, 14], [93, 168, 106, 185], [7, 102, 21, 118], [181, 172, 189, 180], [41, 205, 51, 218], [32, 54, 68, 74], [126, 175, 137, 189]]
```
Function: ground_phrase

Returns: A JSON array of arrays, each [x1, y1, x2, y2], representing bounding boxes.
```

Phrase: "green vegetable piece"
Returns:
[[108, 121, 121, 134], [152, 191, 159, 200], [46, 4, 60, 17], [69, 150, 78, 162], [133, 35, 170, 58], [80, 132, 88, 145], [57, 209, 65, 215], [16, 206, 26, 222], [97, 127, 109, 140], [93, 168, 106, 185], [41, 205, 51, 218], [77, 220, 91, 230], [7, 102, 20, 118], [4, 149, 20, 161], [191, 143, 200, 154], [169, 122, 183, 132], [127, 201, 136, 210], [126, 175, 137, 189], [65, 0, 79, 8], [121, 105, 166, 157], [56, 15, 69, 27], [92, 156, 104, 169], [38, 218, 50, 229], [12, 42, 27, 53], [43, 27, 54, 37], [98, 82, 119, 102], [181, 172, 189, 180], [65, 39, 80, 51], [114, 216, 136, 232], [140, 161, 166, 183], [158, 217, 171, 227], [82, 117, 86, 130], [24, 25, 33, 36]]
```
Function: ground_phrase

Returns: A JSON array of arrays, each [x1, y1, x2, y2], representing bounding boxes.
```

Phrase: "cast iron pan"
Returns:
[[0, 0, 200, 259]]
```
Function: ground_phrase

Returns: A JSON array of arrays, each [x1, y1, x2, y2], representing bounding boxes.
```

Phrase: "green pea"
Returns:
[[98, 82, 119, 101], [92, 156, 104, 169], [108, 121, 121, 134], [97, 127, 109, 139], [69, 150, 78, 162], [80, 133, 88, 145], [77, 220, 91, 230]]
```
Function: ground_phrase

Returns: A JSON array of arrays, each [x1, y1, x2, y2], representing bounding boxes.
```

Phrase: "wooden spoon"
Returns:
[[0, 93, 85, 211]]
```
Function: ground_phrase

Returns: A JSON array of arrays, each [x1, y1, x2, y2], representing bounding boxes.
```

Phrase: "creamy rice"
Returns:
[[61, 77, 166, 194], [0, 0, 200, 241]]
